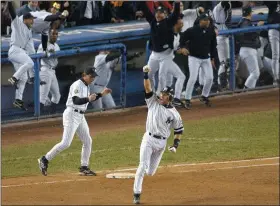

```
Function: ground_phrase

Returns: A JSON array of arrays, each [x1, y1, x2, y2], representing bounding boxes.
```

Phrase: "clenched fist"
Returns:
[[88, 94, 97, 102], [168, 146, 176, 153], [143, 65, 150, 73]]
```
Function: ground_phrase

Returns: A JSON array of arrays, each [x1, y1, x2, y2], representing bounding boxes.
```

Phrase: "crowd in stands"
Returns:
[[1, 1, 266, 36]]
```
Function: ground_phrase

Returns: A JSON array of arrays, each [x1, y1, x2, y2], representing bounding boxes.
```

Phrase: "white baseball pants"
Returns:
[[185, 56, 213, 100], [8, 45, 34, 80], [165, 63, 186, 99], [257, 36, 269, 69], [262, 57, 274, 77], [133, 132, 166, 194], [239, 47, 260, 88], [268, 29, 280, 81], [90, 84, 116, 109], [40, 66, 61, 105], [217, 36, 229, 85], [45, 107, 93, 167]]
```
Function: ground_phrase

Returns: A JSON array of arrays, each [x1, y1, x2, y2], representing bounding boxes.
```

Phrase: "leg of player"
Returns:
[[146, 148, 165, 176], [49, 71, 61, 114], [240, 48, 260, 88], [184, 56, 201, 109], [166, 72, 173, 88], [8, 47, 34, 87], [76, 116, 96, 176], [38, 108, 81, 176], [13, 70, 28, 110], [200, 59, 213, 106], [147, 57, 160, 92], [263, 57, 274, 78], [166, 60, 186, 107], [217, 36, 229, 89], [39, 68, 52, 114], [268, 29, 280, 84], [133, 134, 153, 204], [157, 59, 171, 95], [102, 93, 116, 109]]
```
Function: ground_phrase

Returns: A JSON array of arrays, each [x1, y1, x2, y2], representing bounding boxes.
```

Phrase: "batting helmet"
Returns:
[[161, 86, 174, 101]]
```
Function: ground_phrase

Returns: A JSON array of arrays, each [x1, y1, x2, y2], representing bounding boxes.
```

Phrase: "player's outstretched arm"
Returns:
[[143, 65, 152, 93], [168, 134, 182, 153], [8, 2, 16, 20]]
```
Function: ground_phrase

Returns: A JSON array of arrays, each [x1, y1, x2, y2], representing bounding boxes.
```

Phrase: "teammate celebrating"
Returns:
[[38, 67, 112, 176], [180, 13, 218, 109], [7, 2, 36, 110], [133, 65, 184, 204], [37, 29, 61, 114], [141, 1, 184, 101], [213, 1, 232, 90]]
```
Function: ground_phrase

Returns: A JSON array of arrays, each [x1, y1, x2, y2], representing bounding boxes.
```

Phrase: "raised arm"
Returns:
[[143, 65, 152, 93], [8, 2, 17, 20], [140, 1, 155, 24], [105, 51, 121, 62], [167, 1, 180, 26]]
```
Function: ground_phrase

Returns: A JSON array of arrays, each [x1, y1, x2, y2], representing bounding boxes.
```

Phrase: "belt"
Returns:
[[10, 44, 26, 50], [74, 109, 85, 114], [149, 132, 166, 140]]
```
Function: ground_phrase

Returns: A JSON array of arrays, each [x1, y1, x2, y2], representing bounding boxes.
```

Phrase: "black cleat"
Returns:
[[79, 166, 97, 176], [173, 98, 184, 107], [195, 85, 203, 95], [8, 77, 19, 89], [184, 99, 192, 110], [38, 156, 48, 176], [13, 99, 27, 111], [133, 193, 141, 204], [199, 96, 211, 107]]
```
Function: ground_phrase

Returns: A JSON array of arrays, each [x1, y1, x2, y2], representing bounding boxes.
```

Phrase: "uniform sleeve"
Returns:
[[71, 82, 82, 98], [145, 92, 158, 108], [214, 2, 224, 13], [173, 113, 184, 135], [182, 9, 197, 18]]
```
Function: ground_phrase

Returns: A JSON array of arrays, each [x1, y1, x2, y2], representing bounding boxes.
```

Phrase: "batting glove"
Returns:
[[168, 146, 176, 153]]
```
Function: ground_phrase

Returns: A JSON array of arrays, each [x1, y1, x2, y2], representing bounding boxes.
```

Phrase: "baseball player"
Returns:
[[212, 1, 232, 90], [133, 65, 184, 204], [38, 67, 112, 176], [180, 13, 218, 109], [181, 4, 205, 32], [263, 41, 280, 79], [90, 50, 142, 109], [141, 1, 184, 99], [7, 2, 37, 110], [37, 28, 61, 114], [237, 6, 262, 89], [165, 17, 187, 107], [264, 1, 280, 85]]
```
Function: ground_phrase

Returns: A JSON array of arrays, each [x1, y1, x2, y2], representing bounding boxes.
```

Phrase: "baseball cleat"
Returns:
[[13, 99, 27, 111], [79, 166, 97, 176], [38, 156, 48, 176], [133, 193, 141, 204], [8, 77, 19, 89], [184, 99, 192, 110], [195, 85, 203, 95], [199, 96, 211, 107], [173, 98, 185, 107]]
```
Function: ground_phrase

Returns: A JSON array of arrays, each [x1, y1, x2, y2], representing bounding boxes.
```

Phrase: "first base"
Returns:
[[106, 172, 135, 179]]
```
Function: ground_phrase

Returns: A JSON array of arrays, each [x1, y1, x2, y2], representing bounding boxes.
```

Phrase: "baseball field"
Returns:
[[1, 89, 279, 205]]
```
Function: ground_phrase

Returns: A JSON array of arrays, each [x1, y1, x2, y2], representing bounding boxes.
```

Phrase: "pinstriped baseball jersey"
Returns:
[[66, 79, 90, 111], [181, 9, 198, 32], [37, 42, 60, 68], [93, 53, 120, 87], [146, 93, 184, 138], [10, 16, 33, 49]]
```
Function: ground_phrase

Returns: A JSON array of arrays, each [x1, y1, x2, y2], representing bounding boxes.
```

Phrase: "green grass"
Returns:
[[2, 110, 279, 178]]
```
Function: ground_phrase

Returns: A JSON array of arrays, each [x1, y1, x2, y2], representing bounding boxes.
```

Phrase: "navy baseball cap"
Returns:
[[198, 13, 210, 21], [84, 67, 98, 77], [23, 12, 37, 20], [155, 6, 166, 13], [242, 6, 253, 16]]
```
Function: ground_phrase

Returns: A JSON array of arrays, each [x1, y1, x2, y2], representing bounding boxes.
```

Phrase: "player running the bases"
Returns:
[[133, 65, 184, 204], [38, 67, 112, 176]]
